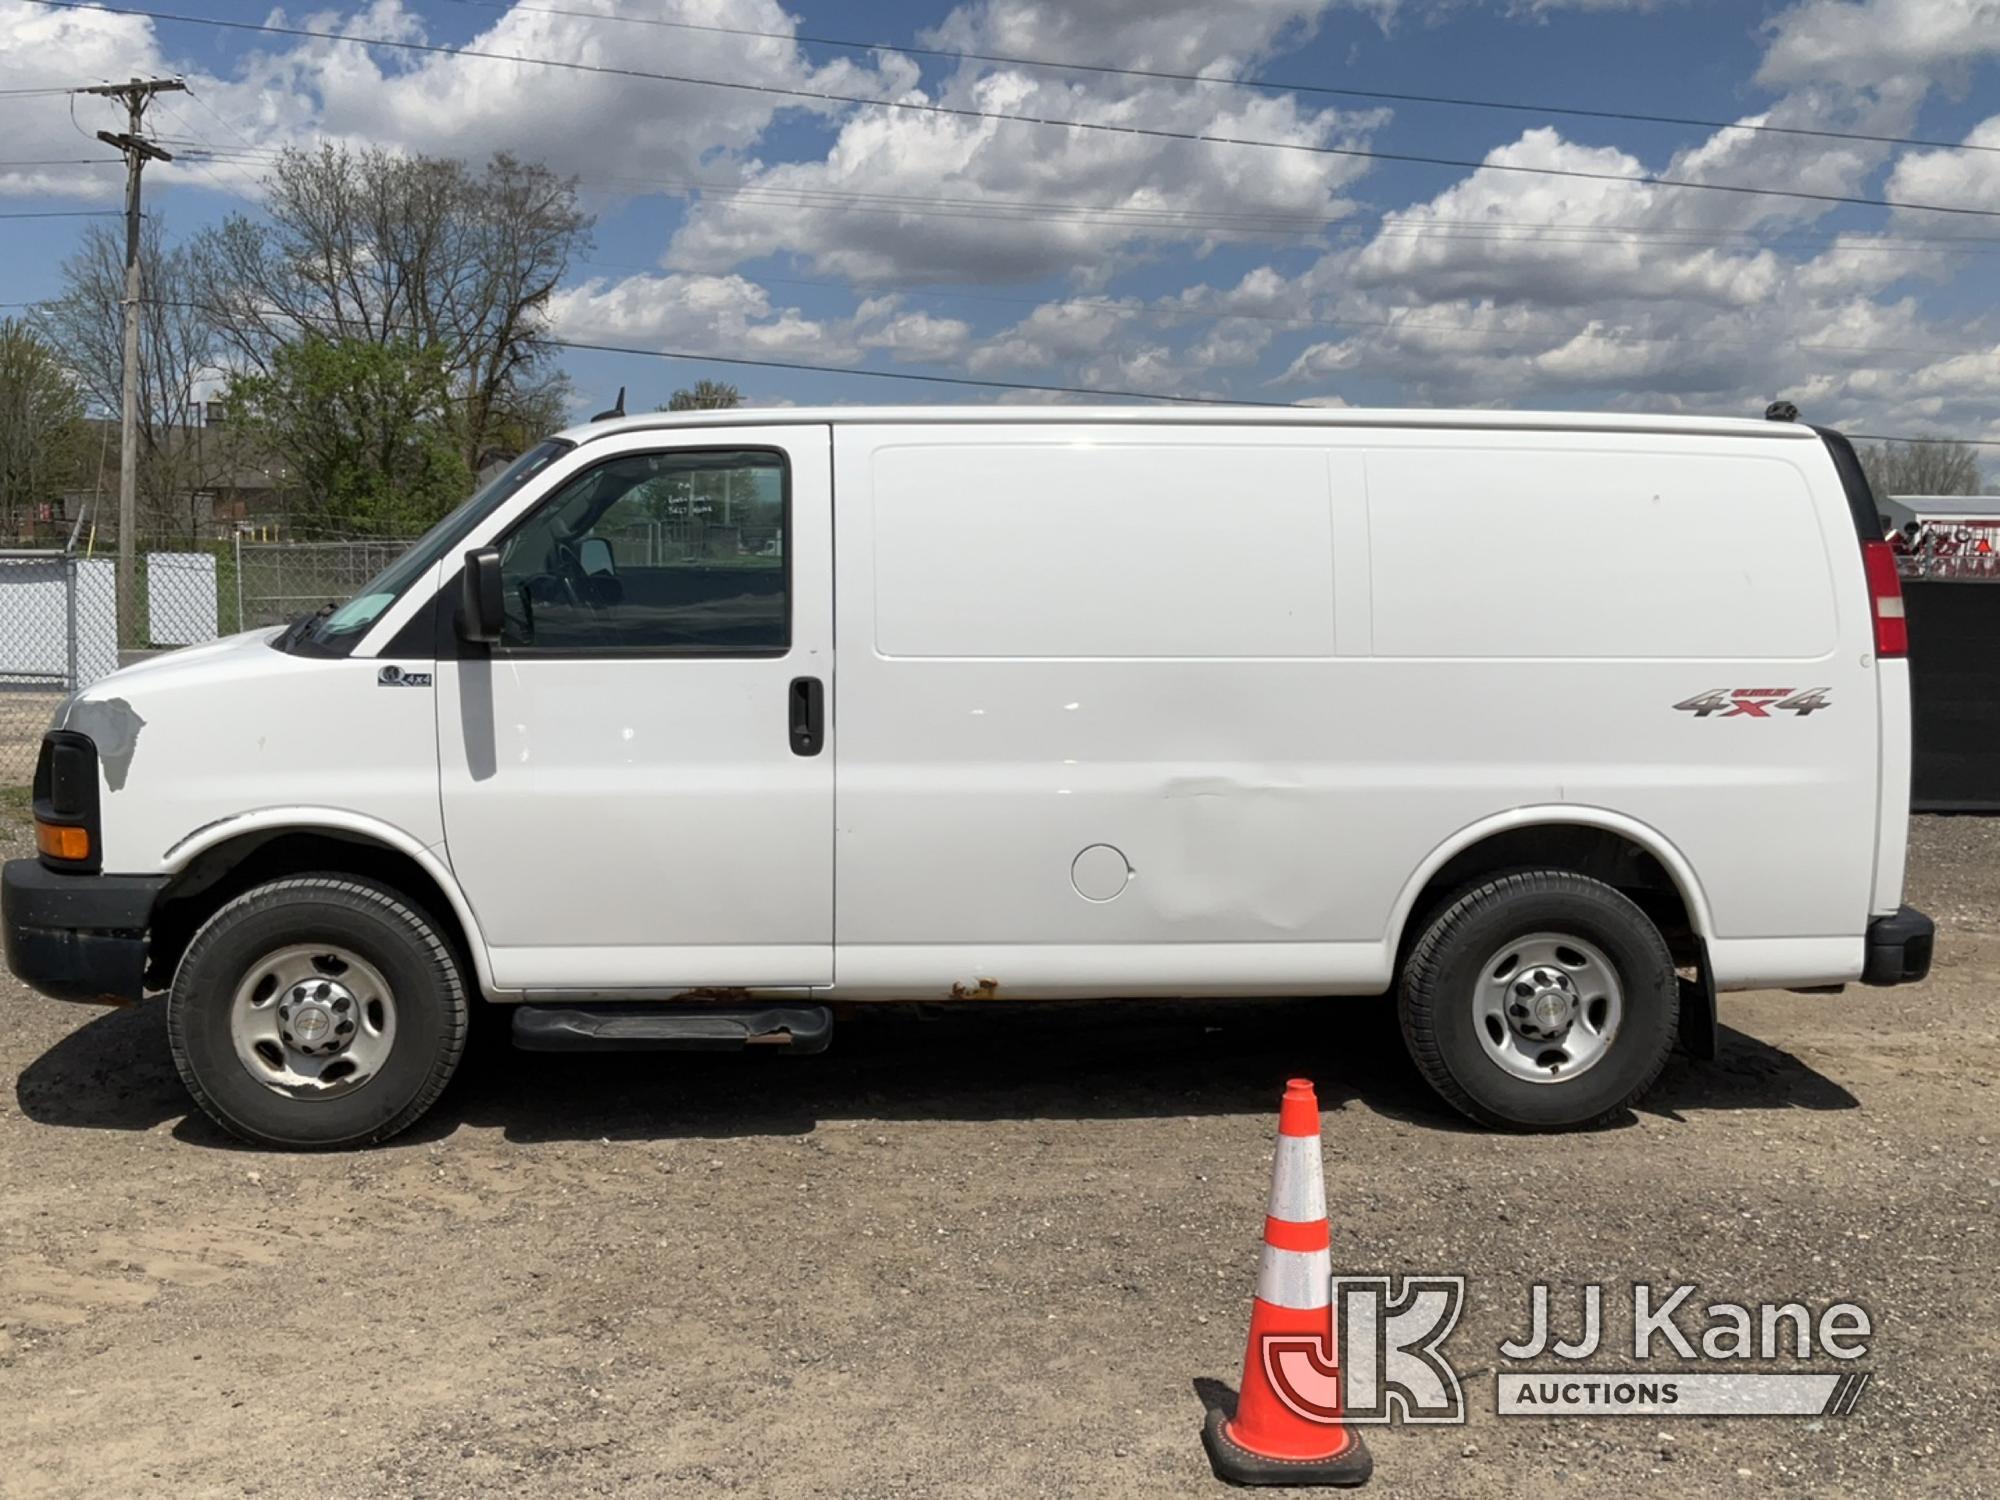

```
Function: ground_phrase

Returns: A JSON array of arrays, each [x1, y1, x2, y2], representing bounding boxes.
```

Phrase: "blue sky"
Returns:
[[2, 0, 1997, 443]]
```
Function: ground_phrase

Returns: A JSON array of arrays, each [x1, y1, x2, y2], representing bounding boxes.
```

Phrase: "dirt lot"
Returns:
[[1, 818, 1996, 1499]]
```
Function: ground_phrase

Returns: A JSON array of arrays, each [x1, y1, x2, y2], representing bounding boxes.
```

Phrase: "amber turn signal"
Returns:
[[35, 821, 90, 861]]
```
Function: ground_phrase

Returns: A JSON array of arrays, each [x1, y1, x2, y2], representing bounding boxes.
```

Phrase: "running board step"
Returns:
[[511, 1004, 832, 1054]]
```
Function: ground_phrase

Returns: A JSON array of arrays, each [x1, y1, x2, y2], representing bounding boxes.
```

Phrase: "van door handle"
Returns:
[[789, 676, 824, 756]]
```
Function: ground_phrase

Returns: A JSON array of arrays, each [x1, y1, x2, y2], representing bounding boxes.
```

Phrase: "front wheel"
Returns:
[[1398, 871, 1678, 1131], [168, 876, 469, 1150]]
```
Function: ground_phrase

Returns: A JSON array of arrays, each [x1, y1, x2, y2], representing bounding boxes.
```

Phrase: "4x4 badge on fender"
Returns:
[[1674, 688, 1830, 718], [377, 665, 433, 688]]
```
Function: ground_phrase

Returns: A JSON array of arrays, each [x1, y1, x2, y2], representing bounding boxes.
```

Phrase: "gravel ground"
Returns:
[[0, 817, 1995, 1498]]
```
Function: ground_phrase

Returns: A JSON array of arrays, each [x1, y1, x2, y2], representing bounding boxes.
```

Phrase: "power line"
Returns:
[[108, 295, 2000, 446], [150, 94, 265, 195], [0, 208, 126, 218], [432, 0, 2000, 159], [544, 337, 1268, 404], [54, 127, 1997, 360], [24, 0, 2000, 220], [536, 340, 2000, 443], [1850, 433, 2000, 447], [566, 258, 2000, 359], [97, 130, 1991, 361], [171, 135, 2000, 257], [137, 293, 1263, 404]]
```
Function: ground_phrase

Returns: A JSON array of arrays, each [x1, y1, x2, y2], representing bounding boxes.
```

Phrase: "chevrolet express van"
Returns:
[[3, 407, 1933, 1148]]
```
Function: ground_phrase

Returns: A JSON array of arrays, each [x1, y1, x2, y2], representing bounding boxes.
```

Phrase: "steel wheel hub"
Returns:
[[229, 944, 397, 1100], [1472, 932, 1624, 1085]]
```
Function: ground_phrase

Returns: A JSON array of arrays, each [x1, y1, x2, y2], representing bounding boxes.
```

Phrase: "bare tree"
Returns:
[[44, 223, 237, 544], [663, 380, 743, 411], [0, 317, 85, 538], [194, 146, 591, 474], [1857, 439, 1983, 498]]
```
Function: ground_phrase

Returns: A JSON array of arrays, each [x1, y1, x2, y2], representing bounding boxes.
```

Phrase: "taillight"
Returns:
[[1861, 539, 1908, 658]]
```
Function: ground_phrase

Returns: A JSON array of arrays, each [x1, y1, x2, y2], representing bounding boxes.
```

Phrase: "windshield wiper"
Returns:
[[276, 602, 336, 652]]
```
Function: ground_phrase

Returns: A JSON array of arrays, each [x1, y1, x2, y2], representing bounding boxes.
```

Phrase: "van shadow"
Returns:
[[14, 997, 1856, 1149]]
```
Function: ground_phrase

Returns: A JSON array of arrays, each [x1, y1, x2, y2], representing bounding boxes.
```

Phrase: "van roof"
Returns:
[[557, 404, 1824, 446]]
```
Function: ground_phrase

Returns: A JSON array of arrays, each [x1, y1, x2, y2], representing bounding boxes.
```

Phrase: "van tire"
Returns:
[[1399, 871, 1678, 1131], [168, 876, 469, 1150]]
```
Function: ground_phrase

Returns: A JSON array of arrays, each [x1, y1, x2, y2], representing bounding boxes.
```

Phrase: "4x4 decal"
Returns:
[[1674, 688, 1830, 718]]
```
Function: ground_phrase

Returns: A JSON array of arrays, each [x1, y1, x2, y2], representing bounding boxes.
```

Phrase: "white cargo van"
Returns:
[[3, 407, 1933, 1148]]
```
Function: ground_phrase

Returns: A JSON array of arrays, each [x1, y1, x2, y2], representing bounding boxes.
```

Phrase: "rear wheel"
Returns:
[[1399, 871, 1677, 1130], [168, 876, 469, 1150]]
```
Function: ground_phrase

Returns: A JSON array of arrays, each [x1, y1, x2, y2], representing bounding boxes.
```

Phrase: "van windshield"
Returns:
[[279, 438, 574, 657]]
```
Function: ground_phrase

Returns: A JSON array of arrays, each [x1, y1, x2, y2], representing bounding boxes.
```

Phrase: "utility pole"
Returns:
[[81, 76, 184, 650]]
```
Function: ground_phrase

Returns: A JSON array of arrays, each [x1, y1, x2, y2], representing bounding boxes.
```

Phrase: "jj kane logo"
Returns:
[[1260, 1280, 1873, 1428], [1496, 1284, 1873, 1418]]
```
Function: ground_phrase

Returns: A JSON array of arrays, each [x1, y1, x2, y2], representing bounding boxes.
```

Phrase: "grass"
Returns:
[[0, 784, 34, 830]]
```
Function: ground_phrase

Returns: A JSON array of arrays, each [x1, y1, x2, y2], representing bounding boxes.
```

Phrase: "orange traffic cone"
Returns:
[[1202, 1078, 1372, 1487]]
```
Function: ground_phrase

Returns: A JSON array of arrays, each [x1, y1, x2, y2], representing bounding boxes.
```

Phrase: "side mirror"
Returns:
[[578, 536, 615, 577], [458, 547, 504, 643]]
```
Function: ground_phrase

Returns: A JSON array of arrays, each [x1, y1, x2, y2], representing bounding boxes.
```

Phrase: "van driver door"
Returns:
[[435, 426, 833, 992]]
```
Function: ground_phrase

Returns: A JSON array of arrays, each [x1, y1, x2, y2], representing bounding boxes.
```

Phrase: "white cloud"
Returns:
[[1511, 0, 1677, 8], [0, 0, 903, 202], [1345, 129, 1786, 306], [925, 0, 1351, 73], [854, 298, 975, 361], [547, 272, 859, 363], [240, 0, 893, 182], [661, 0, 1393, 284], [1759, 0, 2000, 89], [0, 0, 181, 200], [665, 67, 1382, 283], [1886, 114, 2000, 216], [967, 296, 1144, 372], [1187, 318, 1276, 368]]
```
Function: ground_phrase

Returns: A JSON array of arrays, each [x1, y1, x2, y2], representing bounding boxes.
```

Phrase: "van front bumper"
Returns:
[[2, 859, 165, 1005], [1862, 905, 1935, 986]]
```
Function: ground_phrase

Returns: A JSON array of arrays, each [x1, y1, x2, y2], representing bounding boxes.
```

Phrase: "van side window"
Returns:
[[495, 449, 787, 654]]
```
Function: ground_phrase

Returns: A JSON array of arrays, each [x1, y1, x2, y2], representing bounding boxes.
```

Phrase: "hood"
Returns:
[[54, 626, 332, 795], [55, 626, 290, 743], [71, 627, 285, 697]]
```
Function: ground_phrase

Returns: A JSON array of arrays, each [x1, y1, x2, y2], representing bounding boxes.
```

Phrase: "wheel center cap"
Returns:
[[279, 977, 358, 1056], [1533, 991, 1571, 1030]]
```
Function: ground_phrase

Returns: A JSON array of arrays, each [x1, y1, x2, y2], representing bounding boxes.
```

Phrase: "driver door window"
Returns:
[[496, 448, 788, 654]]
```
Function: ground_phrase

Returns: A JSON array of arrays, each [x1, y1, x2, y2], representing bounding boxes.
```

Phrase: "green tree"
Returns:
[[227, 336, 471, 537], [0, 317, 85, 537], [195, 146, 591, 475], [663, 380, 742, 411]]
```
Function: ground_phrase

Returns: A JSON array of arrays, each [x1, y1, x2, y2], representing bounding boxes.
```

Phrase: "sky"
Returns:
[[1, 0, 1997, 447]]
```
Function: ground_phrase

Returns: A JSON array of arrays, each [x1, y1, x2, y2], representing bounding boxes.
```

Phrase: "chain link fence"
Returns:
[[0, 551, 119, 785], [233, 537, 417, 631], [0, 537, 377, 784]]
